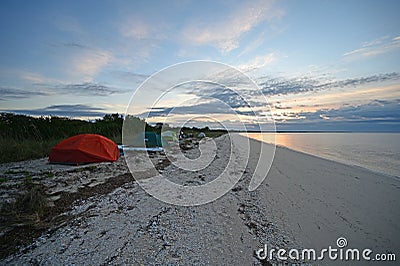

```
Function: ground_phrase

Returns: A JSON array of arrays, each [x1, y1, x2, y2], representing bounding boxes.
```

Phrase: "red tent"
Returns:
[[49, 134, 120, 164]]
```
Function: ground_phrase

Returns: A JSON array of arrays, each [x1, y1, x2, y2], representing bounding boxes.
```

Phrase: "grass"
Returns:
[[38, 170, 54, 178], [0, 136, 121, 164], [24, 174, 33, 182], [1, 185, 47, 225], [205, 130, 227, 138], [0, 138, 62, 164], [0, 184, 50, 259], [4, 170, 30, 175]]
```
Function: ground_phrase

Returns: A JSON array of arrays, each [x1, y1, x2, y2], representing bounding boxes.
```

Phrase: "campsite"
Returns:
[[0, 112, 226, 260]]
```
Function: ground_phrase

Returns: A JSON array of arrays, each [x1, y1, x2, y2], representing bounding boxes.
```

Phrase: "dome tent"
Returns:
[[49, 134, 120, 165]]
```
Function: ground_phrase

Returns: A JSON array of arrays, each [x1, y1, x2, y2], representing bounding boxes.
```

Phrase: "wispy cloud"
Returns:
[[270, 99, 400, 131], [237, 32, 267, 58], [58, 83, 125, 96], [238, 53, 276, 72], [343, 35, 400, 59], [50, 42, 91, 50], [286, 99, 400, 123], [120, 18, 166, 40], [182, 0, 283, 53], [22, 78, 127, 97], [121, 19, 150, 40], [0, 87, 49, 101], [71, 49, 113, 81], [111, 71, 150, 84], [21, 71, 63, 84], [1, 82, 126, 101], [49, 41, 114, 82], [259, 72, 400, 96], [3, 104, 107, 118]]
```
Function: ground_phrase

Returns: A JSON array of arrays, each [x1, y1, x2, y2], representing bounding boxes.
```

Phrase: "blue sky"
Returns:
[[0, 0, 399, 131]]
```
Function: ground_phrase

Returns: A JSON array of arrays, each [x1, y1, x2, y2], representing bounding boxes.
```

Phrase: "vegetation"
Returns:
[[179, 126, 227, 138], [0, 112, 227, 163], [0, 112, 124, 163]]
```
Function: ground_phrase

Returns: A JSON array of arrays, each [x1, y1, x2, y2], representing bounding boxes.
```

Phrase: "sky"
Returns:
[[0, 0, 399, 131]]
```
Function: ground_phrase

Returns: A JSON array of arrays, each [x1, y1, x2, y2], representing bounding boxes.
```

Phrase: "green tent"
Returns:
[[145, 132, 162, 147]]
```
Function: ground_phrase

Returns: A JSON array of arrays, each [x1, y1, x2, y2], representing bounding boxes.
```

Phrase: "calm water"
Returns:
[[245, 133, 400, 178]]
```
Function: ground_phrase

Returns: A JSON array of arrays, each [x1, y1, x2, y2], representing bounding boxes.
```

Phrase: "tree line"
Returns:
[[0, 113, 127, 143]]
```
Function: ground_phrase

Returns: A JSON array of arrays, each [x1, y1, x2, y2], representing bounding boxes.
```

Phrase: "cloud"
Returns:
[[259, 72, 400, 96], [142, 71, 400, 123], [119, 18, 167, 40], [3, 104, 107, 118], [0, 87, 49, 101], [238, 53, 276, 72], [111, 71, 150, 84], [280, 99, 400, 123], [142, 100, 258, 119], [271, 99, 400, 131], [343, 35, 400, 59], [317, 99, 400, 121], [116, 17, 168, 67], [237, 32, 266, 57], [28, 81, 127, 97], [71, 49, 113, 81], [171, 81, 257, 109], [50, 42, 91, 50], [52, 82, 126, 96], [50, 41, 114, 81], [182, 0, 283, 52], [20, 71, 64, 84]]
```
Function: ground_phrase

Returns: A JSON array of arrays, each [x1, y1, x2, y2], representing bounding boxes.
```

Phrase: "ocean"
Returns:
[[244, 133, 400, 178]]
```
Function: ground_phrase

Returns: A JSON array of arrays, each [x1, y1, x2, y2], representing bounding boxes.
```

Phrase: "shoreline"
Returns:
[[1, 134, 399, 264], [244, 132, 400, 179], [242, 134, 400, 255], [273, 142, 400, 181]]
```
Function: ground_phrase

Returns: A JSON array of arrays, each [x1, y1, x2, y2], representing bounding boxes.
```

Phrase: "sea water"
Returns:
[[245, 133, 400, 178]]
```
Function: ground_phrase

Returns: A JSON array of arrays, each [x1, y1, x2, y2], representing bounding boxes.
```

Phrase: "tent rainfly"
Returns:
[[49, 134, 120, 165]]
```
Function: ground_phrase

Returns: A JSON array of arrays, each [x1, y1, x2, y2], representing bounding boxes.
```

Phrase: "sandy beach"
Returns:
[[1, 134, 399, 265]]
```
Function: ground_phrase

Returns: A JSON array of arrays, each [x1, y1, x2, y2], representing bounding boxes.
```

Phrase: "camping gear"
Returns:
[[123, 131, 163, 150], [118, 145, 163, 153], [161, 131, 178, 147], [145, 132, 162, 148], [161, 130, 177, 141], [49, 134, 120, 164]]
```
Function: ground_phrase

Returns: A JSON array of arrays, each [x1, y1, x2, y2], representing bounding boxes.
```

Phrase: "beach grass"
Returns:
[[0, 138, 62, 164]]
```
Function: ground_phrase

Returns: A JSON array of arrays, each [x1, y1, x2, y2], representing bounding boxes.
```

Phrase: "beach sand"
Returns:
[[1, 134, 399, 265]]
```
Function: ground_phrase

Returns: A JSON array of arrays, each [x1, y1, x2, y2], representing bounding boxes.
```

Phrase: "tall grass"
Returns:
[[0, 112, 127, 163], [0, 138, 63, 163]]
